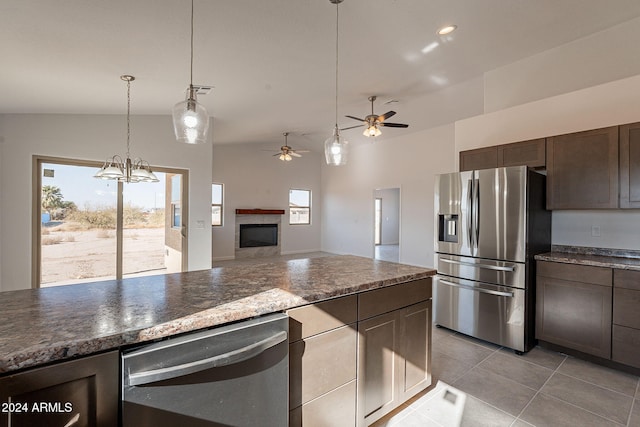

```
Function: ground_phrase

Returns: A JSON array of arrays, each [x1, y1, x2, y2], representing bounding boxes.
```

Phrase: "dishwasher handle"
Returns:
[[127, 330, 288, 386]]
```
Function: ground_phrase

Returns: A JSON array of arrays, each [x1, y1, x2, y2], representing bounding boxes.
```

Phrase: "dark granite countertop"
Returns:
[[534, 245, 640, 271], [0, 255, 434, 374]]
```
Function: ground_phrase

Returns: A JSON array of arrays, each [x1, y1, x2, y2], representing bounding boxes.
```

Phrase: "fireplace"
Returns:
[[239, 224, 278, 248]]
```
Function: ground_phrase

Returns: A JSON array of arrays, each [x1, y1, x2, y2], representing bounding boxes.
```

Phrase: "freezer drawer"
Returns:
[[434, 275, 526, 352], [436, 254, 525, 289]]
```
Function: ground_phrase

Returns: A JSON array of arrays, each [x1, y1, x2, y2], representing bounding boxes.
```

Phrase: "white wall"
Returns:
[[456, 74, 640, 250], [484, 16, 640, 113], [321, 124, 456, 268], [374, 188, 400, 245], [211, 143, 322, 261], [0, 114, 212, 291]]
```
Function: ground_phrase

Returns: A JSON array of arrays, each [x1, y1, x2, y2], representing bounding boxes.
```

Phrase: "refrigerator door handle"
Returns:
[[438, 279, 515, 298], [467, 178, 473, 249], [440, 258, 516, 272], [474, 178, 480, 246]]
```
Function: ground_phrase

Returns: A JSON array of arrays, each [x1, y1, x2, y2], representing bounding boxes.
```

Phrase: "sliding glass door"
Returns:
[[34, 157, 187, 287]]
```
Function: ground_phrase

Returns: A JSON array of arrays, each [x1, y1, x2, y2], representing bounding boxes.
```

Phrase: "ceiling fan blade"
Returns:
[[378, 111, 396, 121], [294, 150, 311, 153], [345, 115, 365, 122], [379, 122, 409, 128], [290, 152, 302, 157], [272, 153, 281, 157], [340, 124, 365, 131]]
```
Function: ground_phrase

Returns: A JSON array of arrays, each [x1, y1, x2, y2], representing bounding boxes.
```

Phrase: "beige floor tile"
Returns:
[[459, 396, 515, 427], [541, 372, 633, 425], [519, 393, 624, 427], [478, 352, 554, 390], [630, 400, 640, 427], [433, 334, 495, 367], [449, 331, 502, 351], [498, 345, 566, 371], [452, 367, 536, 416], [557, 356, 639, 397], [431, 350, 476, 384]]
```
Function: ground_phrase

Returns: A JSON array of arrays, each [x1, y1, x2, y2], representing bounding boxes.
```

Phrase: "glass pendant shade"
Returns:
[[324, 126, 348, 166], [172, 91, 210, 144]]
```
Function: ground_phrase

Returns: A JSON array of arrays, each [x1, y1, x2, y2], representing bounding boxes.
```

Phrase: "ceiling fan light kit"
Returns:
[[94, 75, 159, 184], [274, 132, 307, 162], [172, 0, 210, 144], [344, 95, 409, 137], [324, 0, 349, 166]]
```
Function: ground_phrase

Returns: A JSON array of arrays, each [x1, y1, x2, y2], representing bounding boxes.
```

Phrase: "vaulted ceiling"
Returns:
[[3, 0, 640, 148]]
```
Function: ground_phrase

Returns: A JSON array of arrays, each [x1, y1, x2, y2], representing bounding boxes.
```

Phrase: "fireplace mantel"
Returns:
[[235, 209, 285, 215]]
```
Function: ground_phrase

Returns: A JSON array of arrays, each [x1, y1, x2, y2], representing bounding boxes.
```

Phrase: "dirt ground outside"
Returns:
[[41, 224, 166, 287]]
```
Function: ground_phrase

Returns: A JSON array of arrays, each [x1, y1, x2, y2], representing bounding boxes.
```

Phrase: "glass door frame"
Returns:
[[32, 155, 189, 288]]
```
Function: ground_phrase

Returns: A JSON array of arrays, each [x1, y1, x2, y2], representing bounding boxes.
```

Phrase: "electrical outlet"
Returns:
[[591, 225, 601, 237]]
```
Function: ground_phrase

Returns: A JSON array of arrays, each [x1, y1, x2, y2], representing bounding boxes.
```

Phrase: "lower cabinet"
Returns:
[[357, 279, 432, 427], [287, 295, 358, 427], [536, 261, 612, 358], [612, 269, 640, 368], [0, 351, 119, 427], [287, 278, 433, 427]]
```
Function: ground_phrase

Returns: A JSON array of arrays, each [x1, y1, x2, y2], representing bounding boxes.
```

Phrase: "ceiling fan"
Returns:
[[343, 96, 409, 137], [270, 132, 309, 161]]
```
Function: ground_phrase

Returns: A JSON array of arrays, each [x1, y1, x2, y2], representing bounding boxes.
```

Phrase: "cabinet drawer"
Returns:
[[537, 261, 611, 287], [358, 278, 432, 321], [612, 325, 640, 369], [288, 295, 357, 342], [289, 325, 357, 408], [614, 269, 640, 291], [289, 380, 356, 427], [613, 287, 640, 329]]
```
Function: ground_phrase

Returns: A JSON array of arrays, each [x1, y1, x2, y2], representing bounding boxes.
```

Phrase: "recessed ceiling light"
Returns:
[[437, 25, 457, 36]]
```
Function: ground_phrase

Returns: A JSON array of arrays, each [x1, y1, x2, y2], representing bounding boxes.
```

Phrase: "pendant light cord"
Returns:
[[334, 1, 339, 128], [126, 78, 131, 158], [190, 0, 194, 87]]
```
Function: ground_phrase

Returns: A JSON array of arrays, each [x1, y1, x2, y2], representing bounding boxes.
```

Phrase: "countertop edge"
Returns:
[[535, 252, 640, 271]]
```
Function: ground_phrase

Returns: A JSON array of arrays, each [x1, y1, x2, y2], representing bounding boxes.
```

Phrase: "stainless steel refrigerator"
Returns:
[[434, 165, 550, 353]]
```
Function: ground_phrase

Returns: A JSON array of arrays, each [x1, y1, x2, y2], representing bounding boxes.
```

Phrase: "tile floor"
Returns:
[[373, 326, 640, 427]]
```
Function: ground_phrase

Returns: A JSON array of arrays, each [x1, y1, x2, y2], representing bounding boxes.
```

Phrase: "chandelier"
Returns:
[[94, 75, 159, 183]]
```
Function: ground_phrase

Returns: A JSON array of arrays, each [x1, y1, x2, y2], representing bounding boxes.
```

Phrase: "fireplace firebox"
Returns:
[[239, 224, 278, 248]]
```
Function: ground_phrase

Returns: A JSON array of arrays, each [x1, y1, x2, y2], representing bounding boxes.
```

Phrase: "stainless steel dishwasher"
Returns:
[[122, 313, 289, 427]]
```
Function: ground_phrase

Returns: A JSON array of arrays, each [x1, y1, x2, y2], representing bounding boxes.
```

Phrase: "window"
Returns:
[[171, 175, 181, 229], [212, 183, 223, 226], [289, 189, 311, 225]]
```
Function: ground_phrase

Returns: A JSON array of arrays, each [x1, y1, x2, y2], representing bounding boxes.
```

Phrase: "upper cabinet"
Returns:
[[459, 138, 546, 172], [459, 146, 498, 171], [546, 126, 619, 210], [620, 122, 640, 209], [497, 138, 546, 168]]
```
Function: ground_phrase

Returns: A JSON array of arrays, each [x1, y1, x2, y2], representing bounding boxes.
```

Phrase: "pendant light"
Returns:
[[324, 0, 348, 166], [94, 75, 159, 183], [172, 0, 210, 144]]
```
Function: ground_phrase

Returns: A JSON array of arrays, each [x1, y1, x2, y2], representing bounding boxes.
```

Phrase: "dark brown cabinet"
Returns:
[[288, 295, 358, 427], [612, 269, 640, 368], [497, 138, 546, 168], [357, 279, 432, 427], [536, 261, 612, 359], [0, 351, 119, 427], [546, 126, 619, 209], [619, 122, 640, 208], [460, 138, 546, 172], [459, 146, 498, 171]]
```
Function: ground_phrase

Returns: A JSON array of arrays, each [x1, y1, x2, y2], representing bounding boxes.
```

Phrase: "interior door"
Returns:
[[474, 166, 527, 262]]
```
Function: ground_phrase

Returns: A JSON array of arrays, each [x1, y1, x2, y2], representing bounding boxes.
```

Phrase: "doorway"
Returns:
[[373, 188, 400, 263], [34, 156, 188, 287]]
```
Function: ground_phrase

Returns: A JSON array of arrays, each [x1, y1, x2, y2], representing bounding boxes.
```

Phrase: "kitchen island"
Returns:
[[0, 254, 434, 373]]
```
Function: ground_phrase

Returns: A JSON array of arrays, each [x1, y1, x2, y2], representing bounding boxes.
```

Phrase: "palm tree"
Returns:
[[41, 185, 64, 214]]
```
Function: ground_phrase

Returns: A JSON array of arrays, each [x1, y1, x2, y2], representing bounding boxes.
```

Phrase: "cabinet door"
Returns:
[[497, 138, 546, 168], [357, 311, 401, 427], [536, 262, 612, 359], [620, 122, 640, 208], [459, 146, 498, 172], [546, 126, 619, 209], [399, 301, 431, 402], [0, 351, 119, 427]]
